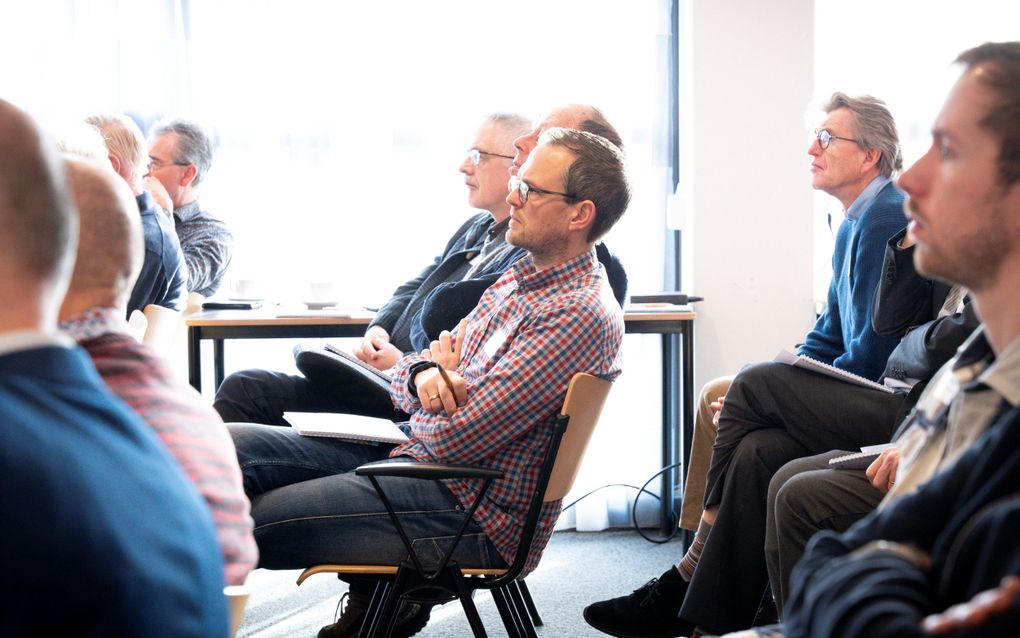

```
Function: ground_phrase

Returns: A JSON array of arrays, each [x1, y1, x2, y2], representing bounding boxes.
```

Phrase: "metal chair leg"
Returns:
[[452, 570, 488, 638], [491, 585, 524, 638], [359, 580, 389, 638], [366, 572, 404, 638], [506, 581, 538, 638], [516, 579, 543, 627]]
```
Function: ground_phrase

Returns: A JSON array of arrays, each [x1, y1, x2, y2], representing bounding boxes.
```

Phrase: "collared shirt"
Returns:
[[59, 305, 259, 586], [59, 306, 130, 341], [465, 217, 517, 279], [173, 199, 234, 297], [390, 248, 624, 575], [886, 327, 1020, 502], [845, 175, 893, 221], [0, 330, 72, 357]]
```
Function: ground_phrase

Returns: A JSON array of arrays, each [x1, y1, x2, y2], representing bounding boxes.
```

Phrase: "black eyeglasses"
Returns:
[[507, 175, 577, 204], [813, 129, 862, 150], [148, 157, 189, 171], [468, 148, 514, 166]]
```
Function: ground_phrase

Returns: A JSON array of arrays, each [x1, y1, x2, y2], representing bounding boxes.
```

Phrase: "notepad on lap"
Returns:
[[284, 412, 408, 445], [828, 443, 896, 470], [774, 349, 895, 394]]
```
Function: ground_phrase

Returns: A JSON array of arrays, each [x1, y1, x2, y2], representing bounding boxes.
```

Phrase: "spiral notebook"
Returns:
[[283, 411, 408, 445], [774, 349, 895, 394], [828, 443, 896, 470]]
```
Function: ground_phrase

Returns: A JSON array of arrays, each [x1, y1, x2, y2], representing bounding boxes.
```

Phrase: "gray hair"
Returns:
[[149, 119, 215, 187], [85, 113, 147, 185], [538, 127, 630, 242], [822, 92, 902, 178], [485, 112, 531, 147]]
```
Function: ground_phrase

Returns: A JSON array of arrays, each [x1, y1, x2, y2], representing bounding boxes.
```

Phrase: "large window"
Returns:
[[2, 0, 674, 307], [1, 0, 678, 528]]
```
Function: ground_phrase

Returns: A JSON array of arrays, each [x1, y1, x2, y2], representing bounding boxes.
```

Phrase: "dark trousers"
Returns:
[[680, 362, 907, 632], [214, 368, 354, 426], [764, 452, 883, 614]]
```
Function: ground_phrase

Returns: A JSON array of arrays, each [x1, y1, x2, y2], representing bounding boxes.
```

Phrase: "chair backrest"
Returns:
[[126, 308, 148, 342], [141, 303, 183, 356], [484, 372, 613, 586], [544, 373, 612, 502], [183, 291, 206, 317]]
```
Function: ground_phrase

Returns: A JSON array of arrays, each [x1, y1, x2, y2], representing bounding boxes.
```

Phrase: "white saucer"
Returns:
[[303, 301, 339, 310]]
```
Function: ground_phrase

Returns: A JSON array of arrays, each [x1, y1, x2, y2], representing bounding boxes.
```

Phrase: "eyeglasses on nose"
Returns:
[[148, 157, 189, 171], [468, 148, 514, 166], [507, 175, 577, 204], [813, 129, 863, 150]]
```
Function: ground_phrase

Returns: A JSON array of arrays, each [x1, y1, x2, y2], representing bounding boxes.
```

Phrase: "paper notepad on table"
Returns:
[[774, 349, 895, 394], [284, 412, 408, 445]]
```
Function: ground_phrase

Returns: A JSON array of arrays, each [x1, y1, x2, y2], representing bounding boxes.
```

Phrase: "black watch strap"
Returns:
[[407, 360, 439, 396]]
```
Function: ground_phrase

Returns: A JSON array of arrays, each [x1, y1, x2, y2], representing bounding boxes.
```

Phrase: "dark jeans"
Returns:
[[215, 369, 356, 426], [680, 361, 907, 633], [230, 422, 505, 571]]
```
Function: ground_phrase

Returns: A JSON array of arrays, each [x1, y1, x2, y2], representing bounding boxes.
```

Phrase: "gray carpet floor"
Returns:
[[238, 529, 687, 638]]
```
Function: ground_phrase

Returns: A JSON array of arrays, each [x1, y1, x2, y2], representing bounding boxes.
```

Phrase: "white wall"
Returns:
[[681, 0, 816, 388]]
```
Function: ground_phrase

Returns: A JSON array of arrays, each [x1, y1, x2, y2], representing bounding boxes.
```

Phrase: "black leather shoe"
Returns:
[[583, 567, 695, 638]]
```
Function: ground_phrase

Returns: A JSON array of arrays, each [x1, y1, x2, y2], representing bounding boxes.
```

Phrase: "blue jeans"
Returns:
[[229, 423, 506, 572]]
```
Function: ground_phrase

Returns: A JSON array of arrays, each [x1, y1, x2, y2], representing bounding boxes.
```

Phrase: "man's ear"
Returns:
[[569, 200, 597, 234], [108, 154, 122, 175], [180, 163, 198, 188], [861, 149, 882, 174]]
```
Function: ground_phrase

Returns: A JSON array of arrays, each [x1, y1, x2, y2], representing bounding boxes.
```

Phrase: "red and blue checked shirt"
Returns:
[[61, 307, 258, 586], [390, 249, 624, 575]]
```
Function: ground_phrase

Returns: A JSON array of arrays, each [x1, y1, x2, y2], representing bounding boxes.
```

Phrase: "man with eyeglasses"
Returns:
[[147, 118, 234, 297], [229, 128, 630, 638], [586, 93, 920, 637], [84, 113, 189, 317], [213, 113, 529, 425], [215, 107, 624, 430]]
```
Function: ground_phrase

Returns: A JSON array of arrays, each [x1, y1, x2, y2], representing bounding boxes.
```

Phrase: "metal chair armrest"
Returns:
[[356, 458, 503, 481]]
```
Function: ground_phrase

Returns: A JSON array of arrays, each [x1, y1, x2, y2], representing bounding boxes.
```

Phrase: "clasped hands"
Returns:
[[414, 320, 469, 415]]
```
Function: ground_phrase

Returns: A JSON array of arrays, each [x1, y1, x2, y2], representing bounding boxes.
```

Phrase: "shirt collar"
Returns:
[[980, 331, 1020, 407], [511, 248, 598, 294], [173, 200, 201, 223], [0, 330, 73, 357], [845, 176, 892, 221], [58, 307, 130, 342], [487, 217, 510, 241]]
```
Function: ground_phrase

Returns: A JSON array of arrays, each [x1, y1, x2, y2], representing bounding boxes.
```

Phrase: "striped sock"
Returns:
[[677, 518, 713, 582]]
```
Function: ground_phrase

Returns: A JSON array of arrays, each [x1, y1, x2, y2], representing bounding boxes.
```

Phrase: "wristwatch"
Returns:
[[407, 360, 439, 396]]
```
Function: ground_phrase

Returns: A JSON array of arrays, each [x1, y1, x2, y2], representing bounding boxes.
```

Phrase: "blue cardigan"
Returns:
[[798, 181, 907, 381], [0, 345, 227, 637]]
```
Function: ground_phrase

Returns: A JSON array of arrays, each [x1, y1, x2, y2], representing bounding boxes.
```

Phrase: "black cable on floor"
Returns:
[[559, 463, 686, 544], [631, 462, 684, 544]]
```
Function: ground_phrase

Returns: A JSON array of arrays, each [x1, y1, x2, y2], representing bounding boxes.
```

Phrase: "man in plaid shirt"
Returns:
[[230, 126, 630, 637]]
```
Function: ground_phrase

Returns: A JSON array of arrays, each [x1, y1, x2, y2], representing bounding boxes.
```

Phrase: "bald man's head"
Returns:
[[0, 99, 78, 329], [59, 158, 143, 319]]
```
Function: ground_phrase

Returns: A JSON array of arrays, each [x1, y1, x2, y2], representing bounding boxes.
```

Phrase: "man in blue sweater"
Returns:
[[586, 94, 915, 637], [0, 99, 227, 637]]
